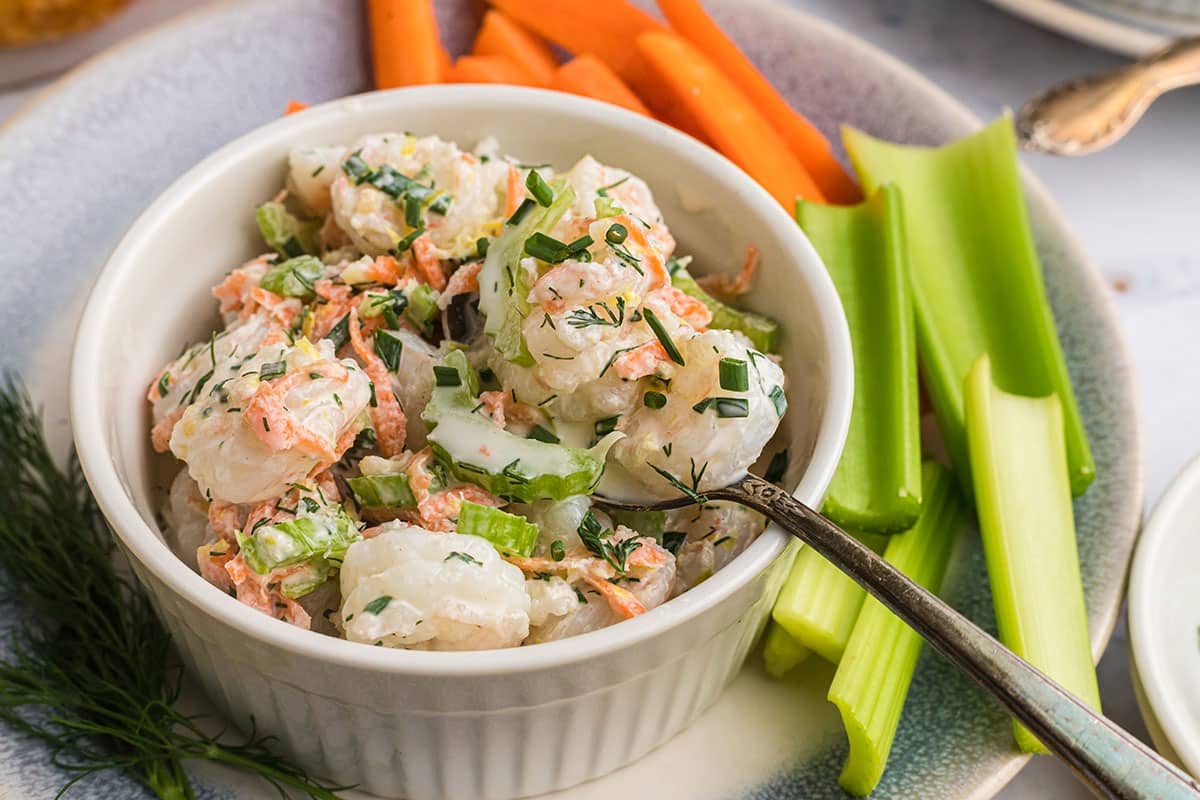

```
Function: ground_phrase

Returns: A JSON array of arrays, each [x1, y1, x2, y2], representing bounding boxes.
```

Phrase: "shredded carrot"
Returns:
[[284, 100, 308, 115], [483, 0, 666, 83], [446, 54, 541, 86], [348, 309, 407, 457], [368, 0, 448, 88], [552, 56, 651, 116], [697, 244, 760, 299], [505, 164, 522, 217], [635, 31, 825, 207], [656, 0, 860, 204], [410, 233, 446, 291], [472, 10, 558, 86]]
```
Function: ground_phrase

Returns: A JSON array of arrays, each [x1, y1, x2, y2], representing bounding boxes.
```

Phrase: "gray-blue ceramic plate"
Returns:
[[0, 0, 1141, 797]]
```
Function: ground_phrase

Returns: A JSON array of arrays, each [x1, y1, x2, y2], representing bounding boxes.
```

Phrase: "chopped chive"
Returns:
[[524, 232, 578, 264], [405, 194, 422, 228], [765, 449, 790, 484], [594, 415, 620, 438], [644, 391, 667, 409], [156, 372, 171, 398], [368, 381, 378, 408], [719, 358, 749, 391], [476, 237, 490, 260], [537, 394, 557, 406], [692, 398, 715, 414], [444, 551, 483, 566], [769, 385, 788, 417], [364, 595, 393, 615], [324, 313, 350, 350], [642, 308, 685, 366], [551, 539, 566, 561], [332, 393, 342, 408], [342, 153, 370, 181], [528, 425, 560, 444], [433, 365, 462, 387], [715, 397, 750, 418], [429, 194, 453, 215], [390, 225, 426, 254], [259, 360, 287, 381], [525, 170, 554, 207], [597, 175, 630, 196], [374, 329, 404, 373], [605, 223, 628, 245], [517, 162, 551, 170], [566, 235, 594, 255], [507, 197, 537, 226]]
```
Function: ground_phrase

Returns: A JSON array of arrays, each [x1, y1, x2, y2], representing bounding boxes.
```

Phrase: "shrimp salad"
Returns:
[[150, 132, 790, 649]]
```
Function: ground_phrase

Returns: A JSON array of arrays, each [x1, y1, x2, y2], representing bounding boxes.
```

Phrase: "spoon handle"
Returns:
[[1018, 35, 1200, 156], [718, 474, 1200, 799]]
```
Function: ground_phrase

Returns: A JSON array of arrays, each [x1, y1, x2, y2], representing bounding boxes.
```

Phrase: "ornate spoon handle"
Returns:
[[709, 474, 1200, 799], [1017, 36, 1200, 156]]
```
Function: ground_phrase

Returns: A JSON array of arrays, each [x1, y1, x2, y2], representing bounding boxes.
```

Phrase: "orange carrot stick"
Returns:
[[284, 100, 308, 115], [472, 10, 559, 87], [446, 55, 541, 86], [656, 0, 860, 204], [484, 0, 666, 83], [368, 0, 448, 88], [635, 31, 824, 207], [552, 56, 651, 116]]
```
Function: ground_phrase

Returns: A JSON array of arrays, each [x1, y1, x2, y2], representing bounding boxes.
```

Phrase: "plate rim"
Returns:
[[983, 0, 1173, 56], [1129, 452, 1200, 777], [0, 0, 1146, 797]]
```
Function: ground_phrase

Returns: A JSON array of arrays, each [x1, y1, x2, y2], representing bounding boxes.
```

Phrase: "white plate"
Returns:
[[1129, 453, 1200, 778], [984, 0, 1200, 56]]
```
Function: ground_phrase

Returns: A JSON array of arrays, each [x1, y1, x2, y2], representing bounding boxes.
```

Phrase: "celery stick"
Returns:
[[844, 117, 1094, 497], [828, 462, 965, 796], [796, 185, 922, 533], [771, 531, 886, 664], [762, 621, 811, 679], [964, 355, 1100, 753], [346, 474, 419, 509]]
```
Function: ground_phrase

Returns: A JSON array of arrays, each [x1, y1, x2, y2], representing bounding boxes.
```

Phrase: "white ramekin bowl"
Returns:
[[70, 86, 852, 800]]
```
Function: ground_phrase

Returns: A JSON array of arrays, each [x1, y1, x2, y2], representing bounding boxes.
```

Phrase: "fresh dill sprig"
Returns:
[[576, 511, 642, 573], [0, 379, 345, 799]]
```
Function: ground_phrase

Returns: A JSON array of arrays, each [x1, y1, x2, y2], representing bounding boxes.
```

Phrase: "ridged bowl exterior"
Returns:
[[129, 543, 795, 799], [71, 86, 852, 799]]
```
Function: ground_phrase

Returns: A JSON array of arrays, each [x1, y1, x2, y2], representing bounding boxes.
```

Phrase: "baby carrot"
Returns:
[[368, 0, 449, 88], [552, 56, 651, 116], [472, 10, 558, 86]]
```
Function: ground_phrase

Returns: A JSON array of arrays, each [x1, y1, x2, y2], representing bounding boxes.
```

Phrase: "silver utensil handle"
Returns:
[[717, 474, 1200, 799]]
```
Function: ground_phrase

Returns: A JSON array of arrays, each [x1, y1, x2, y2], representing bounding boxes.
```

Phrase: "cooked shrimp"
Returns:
[[287, 145, 347, 216], [611, 329, 787, 497], [339, 523, 530, 650], [169, 338, 371, 504], [417, 483, 505, 532], [330, 133, 508, 261]]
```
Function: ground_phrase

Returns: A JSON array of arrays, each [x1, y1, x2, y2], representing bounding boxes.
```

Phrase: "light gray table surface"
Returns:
[[2, 2, 1195, 798]]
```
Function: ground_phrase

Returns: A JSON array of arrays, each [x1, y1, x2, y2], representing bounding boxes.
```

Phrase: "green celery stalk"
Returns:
[[457, 501, 539, 557], [964, 354, 1100, 753], [827, 462, 965, 796], [771, 531, 886, 664], [843, 116, 1094, 497], [762, 620, 811, 679], [796, 185, 922, 533]]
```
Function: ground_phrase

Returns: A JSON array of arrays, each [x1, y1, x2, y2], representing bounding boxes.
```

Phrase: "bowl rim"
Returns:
[[1128, 451, 1200, 777], [70, 84, 854, 677]]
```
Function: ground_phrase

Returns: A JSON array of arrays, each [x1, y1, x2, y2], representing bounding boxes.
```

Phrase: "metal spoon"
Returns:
[[596, 473, 1200, 799], [1017, 36, 1200, 156]]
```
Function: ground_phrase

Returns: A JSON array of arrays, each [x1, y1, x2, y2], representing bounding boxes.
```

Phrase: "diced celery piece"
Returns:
[[478, 181, 576, 365], [796, 185, 922, 533], [771, 532, 886, 664], [828, 462, 965, 796], [457, 501, 539, 557], [844, 116, 1093, 496], [964, 354, 1100, 753], [347, 474, 418, 509], [423, 352, 619, 502], [237, 512, 360, 574], [605, 508, 667, 538], [762, 621, 811, 679], [255, 201, 319, 258], [670, 267, 781, 353], [260, 255, 323, 301], [405, 282, 440, 333], [278, 560, 331, 600]]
